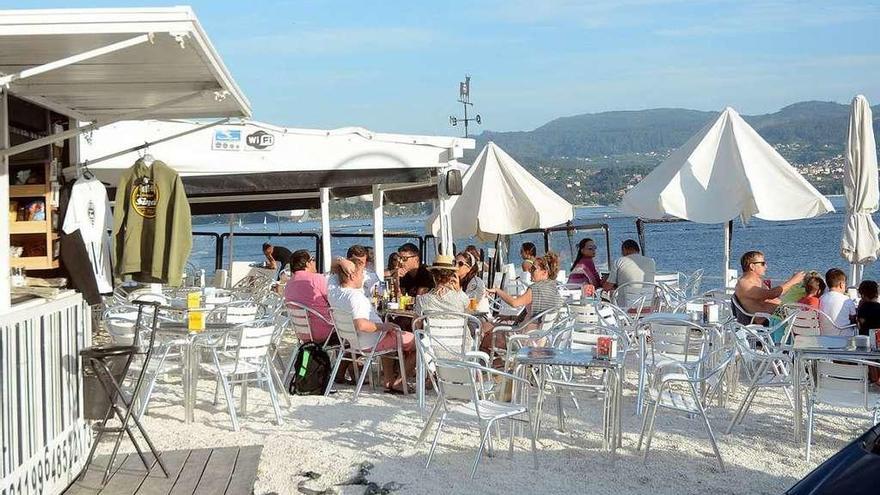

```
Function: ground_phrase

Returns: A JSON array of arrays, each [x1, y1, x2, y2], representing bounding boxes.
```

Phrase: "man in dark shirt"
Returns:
[[397, 243, 434, 296], [262, 242, 292, 271]]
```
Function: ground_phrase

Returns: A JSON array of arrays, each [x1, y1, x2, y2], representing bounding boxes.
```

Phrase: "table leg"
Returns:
[[183, 343, 192, 424], [417, 351, 426, 411]]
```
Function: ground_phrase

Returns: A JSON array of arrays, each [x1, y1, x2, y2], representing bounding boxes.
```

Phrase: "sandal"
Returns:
[[384, 387, 405, 395]]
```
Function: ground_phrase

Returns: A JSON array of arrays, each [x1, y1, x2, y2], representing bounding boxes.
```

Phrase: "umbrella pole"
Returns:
[[227, 213, 235, 288], [723, 221, 731, 289]]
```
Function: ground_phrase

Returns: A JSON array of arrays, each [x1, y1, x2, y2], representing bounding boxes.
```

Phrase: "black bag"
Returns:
[[288, 342, 332, 395]]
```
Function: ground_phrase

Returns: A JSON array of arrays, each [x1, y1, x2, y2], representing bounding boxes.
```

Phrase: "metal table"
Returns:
[[513, 346, 624, 453], [156, 322, 236, 424], [791, 335, 880, 441]]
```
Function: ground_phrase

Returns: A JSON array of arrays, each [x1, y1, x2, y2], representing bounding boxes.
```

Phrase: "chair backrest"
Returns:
[[683, 269, 704, 298], [285, 301, 334, 343], [646, 319, 710, 365], [209, 300, 263, 324], [614, 281, 661, 310], [789, 307, 821, 337], [418, 312, 477, 357], [127, 289, 168, 305], [414, 331, 480, 402], [730, 293, 757, 325], [328, 307, 369, 350], [233, 319, 277, 371], [572, 302, 599, 326], [654, 273, 680, 290], [814, 359, 872, 409]]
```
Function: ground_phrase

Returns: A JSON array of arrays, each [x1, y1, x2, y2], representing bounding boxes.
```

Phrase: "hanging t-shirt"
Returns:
[[113, 159, 192, 286], [62, 176, 113, 294]]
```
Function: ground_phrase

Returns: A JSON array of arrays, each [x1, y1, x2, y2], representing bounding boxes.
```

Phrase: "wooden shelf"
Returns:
[[10, 256, 58, 270], [10, 221, 48, 234], [10, 184, 48, 197]]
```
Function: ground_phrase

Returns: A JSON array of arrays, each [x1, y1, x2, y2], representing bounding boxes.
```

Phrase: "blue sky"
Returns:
[[5, 1, 880, 135]]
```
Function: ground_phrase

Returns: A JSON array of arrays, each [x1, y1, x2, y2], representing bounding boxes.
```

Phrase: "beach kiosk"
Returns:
[[0, 8, 251, 493]]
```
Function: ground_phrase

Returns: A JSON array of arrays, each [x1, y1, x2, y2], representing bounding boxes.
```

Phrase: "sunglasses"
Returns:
[[456, 260, 470, 267], [399, 254, 417, 261], [583, 246, 597, 251], [752, 261, 767, 266]]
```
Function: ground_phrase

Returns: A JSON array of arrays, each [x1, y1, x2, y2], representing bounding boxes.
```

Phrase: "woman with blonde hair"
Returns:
[[489, 251, 563, 318]]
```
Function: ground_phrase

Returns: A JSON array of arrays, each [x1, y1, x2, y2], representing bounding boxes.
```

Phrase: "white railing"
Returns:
[[0, 293, 92, 495]]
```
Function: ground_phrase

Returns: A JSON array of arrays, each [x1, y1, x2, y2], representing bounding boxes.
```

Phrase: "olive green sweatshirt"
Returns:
[[113, 159, 192, 286]]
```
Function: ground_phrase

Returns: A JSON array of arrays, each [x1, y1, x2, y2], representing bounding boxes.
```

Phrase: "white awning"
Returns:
[[0, 7, 250, 121]]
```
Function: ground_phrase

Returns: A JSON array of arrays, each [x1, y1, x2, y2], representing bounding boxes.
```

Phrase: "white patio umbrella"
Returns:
[[621, 107, 834, 284], [841, 95, 880, 284], [428, 142, 574, 241]]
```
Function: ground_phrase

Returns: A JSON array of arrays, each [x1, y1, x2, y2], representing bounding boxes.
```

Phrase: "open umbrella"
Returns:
[[621, 107, 834, 283], [841, 95, 880, 284]]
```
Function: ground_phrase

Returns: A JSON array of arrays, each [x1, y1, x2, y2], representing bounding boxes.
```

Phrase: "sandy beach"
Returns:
[[92, 356, 870, 495]]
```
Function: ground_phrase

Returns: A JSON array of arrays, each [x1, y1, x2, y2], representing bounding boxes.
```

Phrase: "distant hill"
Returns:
[[472, 101, 880, 165]]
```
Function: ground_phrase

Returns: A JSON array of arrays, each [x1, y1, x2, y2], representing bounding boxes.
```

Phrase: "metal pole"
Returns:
[[373, 185, 385, 278], [0, 88, 9, 312], [723, 221, 731, 288], [320, 187, 331, 273], [227, 214, 235, 287]]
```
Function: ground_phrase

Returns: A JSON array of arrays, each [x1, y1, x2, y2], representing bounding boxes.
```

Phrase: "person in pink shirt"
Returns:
[[283, 250, 334, 343], [567, 238, 603, 287]]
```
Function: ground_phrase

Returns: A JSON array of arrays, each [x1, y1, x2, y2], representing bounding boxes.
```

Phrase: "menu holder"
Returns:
[[188, 310, 205, 332]]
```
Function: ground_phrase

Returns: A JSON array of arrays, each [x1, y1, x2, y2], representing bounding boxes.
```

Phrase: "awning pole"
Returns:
[[320, 188, 331, 273], [373, 185, 385, 278], [0, 88, 9, 312], [227, 214, 235, 287], [0, 34, 154, 87], [723, 221, 731, 288], [0, 90, 213, 159]]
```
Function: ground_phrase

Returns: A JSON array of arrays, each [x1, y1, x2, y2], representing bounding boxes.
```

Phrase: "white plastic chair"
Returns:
[[414, 331, 537, 479], [324, 308, 408, 400], [200, 318, 284, 431], [805, 358, 880, 461]]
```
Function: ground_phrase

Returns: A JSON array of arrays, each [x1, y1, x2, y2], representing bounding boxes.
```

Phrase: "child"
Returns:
[[797, 273, 825, 309], [856, 280, 880, 384], [818, 268, 856, 334], [856, 280, 880, 336]]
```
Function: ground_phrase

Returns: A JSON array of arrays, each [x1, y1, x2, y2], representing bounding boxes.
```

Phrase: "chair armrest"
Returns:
[[464, 351, 491, 366], [753, 312, 773, 321]]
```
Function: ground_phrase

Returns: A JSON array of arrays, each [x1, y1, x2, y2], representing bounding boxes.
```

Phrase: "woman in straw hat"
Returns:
[[413, 255, 469, 316]]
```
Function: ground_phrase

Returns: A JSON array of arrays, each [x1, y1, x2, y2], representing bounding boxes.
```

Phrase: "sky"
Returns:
[[5, 1, 880, 135]]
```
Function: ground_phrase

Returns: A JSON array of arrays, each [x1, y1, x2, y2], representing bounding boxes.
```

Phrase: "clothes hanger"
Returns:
[[141, 142, 155, 166]]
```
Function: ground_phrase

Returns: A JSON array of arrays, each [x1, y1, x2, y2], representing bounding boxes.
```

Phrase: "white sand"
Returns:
[[94, 364, 872, 495]]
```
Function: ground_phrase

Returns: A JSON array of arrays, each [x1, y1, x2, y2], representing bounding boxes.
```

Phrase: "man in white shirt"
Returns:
[[603, 239, 656, 308], [819, 268, 856, 335]]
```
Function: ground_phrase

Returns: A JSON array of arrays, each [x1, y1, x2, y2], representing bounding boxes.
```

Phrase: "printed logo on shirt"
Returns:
[[131, 177, 159, 218], [87, 199, 96, 227]]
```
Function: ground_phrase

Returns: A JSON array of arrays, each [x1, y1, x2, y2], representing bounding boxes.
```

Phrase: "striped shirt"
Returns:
[[529, 279, 562, 317]]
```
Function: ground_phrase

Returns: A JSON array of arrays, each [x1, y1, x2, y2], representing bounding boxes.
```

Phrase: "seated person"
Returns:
[[489, 252, 563, 320], [346, 244, 380, 297], [734, 250, 803, 324], [819, 268, 856, 334], [568, 237, 602, 287], [327, 257, 415, 393], [797, 273, 825, 309], [456, 251, 487, 303], [283, 250, 334, 343], [414, 255, 469, 315], [397, 243, 434, 296], [520, 242, 537, 274], [602, 239, 656, 308], [856, 280, 880, 336]]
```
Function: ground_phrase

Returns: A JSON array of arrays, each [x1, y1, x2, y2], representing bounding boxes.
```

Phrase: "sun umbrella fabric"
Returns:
[[620, 107, 833, 223], [429, 142, 574, 241], [841, 95, 880, 266]]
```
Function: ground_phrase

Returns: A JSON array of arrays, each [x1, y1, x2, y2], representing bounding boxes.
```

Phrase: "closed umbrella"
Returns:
[[841, 95, 880, 284]]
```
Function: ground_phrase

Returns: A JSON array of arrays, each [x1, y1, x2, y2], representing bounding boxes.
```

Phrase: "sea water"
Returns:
[[189, 195, 879, 287]]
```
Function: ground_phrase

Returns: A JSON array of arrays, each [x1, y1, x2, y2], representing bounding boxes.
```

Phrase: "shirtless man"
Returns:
[[734, 250, 804, 319]]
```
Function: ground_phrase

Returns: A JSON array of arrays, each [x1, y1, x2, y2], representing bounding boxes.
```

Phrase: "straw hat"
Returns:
[[427, 254, 456, 271]]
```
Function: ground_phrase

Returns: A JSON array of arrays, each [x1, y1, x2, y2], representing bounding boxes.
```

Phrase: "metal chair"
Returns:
[[489, 305, 566, 366], [414, 331, 537, 479], [324, 308, 408, 400], [637, 343, 736, 471], [412, 311, 482, 409], [726, 323, 797, 434], [200, 318, 284, 431], [781, 303, 857, 338], [804, 358, 880, 461], [282, 301, 340, 385]]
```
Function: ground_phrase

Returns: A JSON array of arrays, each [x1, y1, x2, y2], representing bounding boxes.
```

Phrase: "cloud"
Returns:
[[225, 26, 435, 57]]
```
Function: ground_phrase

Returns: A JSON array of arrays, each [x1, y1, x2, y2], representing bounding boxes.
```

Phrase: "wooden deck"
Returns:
[[63, 446, 262, 495]]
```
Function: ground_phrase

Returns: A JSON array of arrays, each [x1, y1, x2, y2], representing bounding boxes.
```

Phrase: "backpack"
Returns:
[[288, 342, 332, 395]]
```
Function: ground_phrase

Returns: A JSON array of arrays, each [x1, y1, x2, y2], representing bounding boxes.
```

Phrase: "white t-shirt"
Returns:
[[62, 177, 113, 294], [608, 253, 656, 307], [327, 269, 379, 298], [819, 291, 856, 334], [328, 285, 383, 349]]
